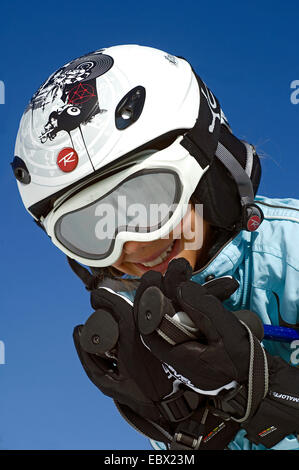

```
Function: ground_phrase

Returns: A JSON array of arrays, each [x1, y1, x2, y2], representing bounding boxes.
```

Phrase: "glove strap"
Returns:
[[234, 323, 269, 422], [212, 323, 269, 422]]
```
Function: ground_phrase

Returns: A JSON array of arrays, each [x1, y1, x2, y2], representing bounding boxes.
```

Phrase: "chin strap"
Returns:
[[67, 256, 98, 291]]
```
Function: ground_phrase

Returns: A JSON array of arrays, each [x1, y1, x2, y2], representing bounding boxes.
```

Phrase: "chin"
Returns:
[[124, 250, 197, 277]]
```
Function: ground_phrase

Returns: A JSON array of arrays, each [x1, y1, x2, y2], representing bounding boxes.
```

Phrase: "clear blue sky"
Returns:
[[1, 0, 299, 450]]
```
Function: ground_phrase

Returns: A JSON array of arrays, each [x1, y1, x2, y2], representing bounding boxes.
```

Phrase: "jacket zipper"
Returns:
[[192, 233, 237, 276]]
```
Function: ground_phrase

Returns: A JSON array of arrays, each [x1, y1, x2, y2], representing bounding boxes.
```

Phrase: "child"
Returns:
[[12, 44, 299, 451]]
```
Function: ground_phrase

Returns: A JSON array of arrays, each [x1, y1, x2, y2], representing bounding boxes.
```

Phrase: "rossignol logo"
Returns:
[[57, 147, 79, 172], [258, 425, 277, 438], [247, 215, 261, 232], [270, 390, 299, 409]]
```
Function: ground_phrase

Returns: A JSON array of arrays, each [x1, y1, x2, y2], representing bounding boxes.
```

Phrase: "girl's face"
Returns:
[[112, 206, 211, 277]]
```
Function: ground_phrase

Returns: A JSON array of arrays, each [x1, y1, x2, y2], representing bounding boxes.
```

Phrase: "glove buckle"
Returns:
[[173, 430, 203, 450], [171, 414, 209, 450], [210, 385, 247, 420], [159, 390, 200, 423]]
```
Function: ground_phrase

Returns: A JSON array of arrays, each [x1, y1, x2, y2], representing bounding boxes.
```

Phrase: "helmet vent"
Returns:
[[11, 156, 31, 184], [115, 86, 146, 130], [121, 108, 133, 120]]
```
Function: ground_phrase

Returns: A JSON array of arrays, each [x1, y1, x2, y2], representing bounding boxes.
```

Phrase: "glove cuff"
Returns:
[[242, 356, 299, 448], [213, 353, 299, 448], [242, 395, 299, 448]]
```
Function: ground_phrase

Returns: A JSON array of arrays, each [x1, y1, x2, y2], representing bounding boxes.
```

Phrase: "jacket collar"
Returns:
[[191, 230, 251, 308]]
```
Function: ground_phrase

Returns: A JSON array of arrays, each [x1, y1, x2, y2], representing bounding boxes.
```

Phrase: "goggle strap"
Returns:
[[180, 71, 222, 169], [215, 142, 254, 205]]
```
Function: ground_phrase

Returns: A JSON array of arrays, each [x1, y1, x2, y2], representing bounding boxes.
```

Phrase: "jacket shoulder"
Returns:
[[253, 195, 299, 271], [255, 195, 299, 220]]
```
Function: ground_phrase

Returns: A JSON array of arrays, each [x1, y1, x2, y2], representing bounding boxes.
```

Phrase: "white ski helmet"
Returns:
[[12, 44, 263, 268]]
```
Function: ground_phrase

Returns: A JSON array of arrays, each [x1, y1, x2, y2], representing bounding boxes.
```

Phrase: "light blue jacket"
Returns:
[[191, 195, 299, 450], [126, 195, 299, 450]]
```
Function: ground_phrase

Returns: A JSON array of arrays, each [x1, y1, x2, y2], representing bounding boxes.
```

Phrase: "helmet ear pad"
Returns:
[[193, 127, 262, 230]]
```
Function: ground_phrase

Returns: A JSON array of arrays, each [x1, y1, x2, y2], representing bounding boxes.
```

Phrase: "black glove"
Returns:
[[134, 260, 248, 394], [135, 259, 299, 448], [73, 287, 175, 422], [73, 284, 211, 448], [73, 259, 241, 449]]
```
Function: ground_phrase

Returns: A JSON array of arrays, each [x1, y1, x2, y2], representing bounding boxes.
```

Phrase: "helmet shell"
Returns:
[[14, 45, 200, 213]]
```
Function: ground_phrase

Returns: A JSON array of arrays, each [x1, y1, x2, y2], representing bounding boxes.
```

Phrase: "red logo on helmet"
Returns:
[[247, 215, 261, 232], [57, 147, 79, 172]]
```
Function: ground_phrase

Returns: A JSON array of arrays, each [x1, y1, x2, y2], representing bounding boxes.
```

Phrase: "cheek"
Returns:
[[172, 207, 202, 244], [171, 211, 191, 240]]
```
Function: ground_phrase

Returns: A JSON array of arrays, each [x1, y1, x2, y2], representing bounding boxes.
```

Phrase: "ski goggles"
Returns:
[[43, 137, 207, 267]]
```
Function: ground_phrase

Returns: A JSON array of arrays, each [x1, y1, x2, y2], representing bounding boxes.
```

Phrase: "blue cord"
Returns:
[[263, 324, 299, 342]]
